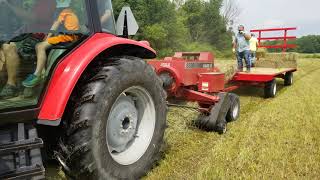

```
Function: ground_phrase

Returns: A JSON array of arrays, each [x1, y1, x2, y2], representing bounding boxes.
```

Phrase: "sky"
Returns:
[[233, 0, 320, 37]]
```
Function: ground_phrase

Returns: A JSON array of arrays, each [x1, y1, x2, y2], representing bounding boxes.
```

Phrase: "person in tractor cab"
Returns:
[[22, 0, 80, 87], [0, 0, 56, 99], [233, 25, 252, 72]]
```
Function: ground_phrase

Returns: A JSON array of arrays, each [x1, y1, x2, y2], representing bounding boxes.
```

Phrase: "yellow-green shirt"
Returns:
[[250, 37, 259, 52]]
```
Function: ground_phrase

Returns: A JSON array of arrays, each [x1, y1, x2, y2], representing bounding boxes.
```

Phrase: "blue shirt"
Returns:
[[235, 32, 250, 52]]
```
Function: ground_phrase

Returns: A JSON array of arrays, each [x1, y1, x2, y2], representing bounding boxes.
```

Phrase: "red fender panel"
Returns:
[[38, 33, 156, 124]]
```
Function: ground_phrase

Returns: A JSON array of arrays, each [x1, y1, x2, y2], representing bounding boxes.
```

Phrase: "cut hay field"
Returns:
[[146, 58, 320, 180], [47, 58, 320, 179]]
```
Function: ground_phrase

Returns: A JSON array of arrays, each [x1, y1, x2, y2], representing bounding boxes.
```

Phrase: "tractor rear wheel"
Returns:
[[60, 57, 167, 179]]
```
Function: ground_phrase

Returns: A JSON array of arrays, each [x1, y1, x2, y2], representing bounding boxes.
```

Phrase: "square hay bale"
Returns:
[[215, 60, 237, 81], [223, 65, 237, 81], [256, 48, 267, 59], [255, 53, 298, 69], [255, 60, 277, 68]]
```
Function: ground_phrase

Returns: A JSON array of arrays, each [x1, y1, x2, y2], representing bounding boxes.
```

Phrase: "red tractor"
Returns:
[[0, 1, 240, 179]]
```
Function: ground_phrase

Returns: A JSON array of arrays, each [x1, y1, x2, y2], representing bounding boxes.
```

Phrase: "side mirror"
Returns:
[[116, 6, 139, 38]]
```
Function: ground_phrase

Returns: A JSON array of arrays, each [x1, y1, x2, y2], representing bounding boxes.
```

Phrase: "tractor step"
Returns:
[[0, 123, 45, 180], [0, 138, 43, 155], [0, 164, 45, 180]]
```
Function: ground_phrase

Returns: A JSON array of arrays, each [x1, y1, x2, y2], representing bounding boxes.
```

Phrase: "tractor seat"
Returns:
[[49, 41, 77, 50], [45, 41, 77, 76]]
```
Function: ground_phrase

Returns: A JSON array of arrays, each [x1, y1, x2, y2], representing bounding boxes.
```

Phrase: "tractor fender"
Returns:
[[38, 33, 156, 126]]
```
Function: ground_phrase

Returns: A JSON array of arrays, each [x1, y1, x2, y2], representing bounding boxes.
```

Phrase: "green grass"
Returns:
[[146, 58, 320, 179], [298, 53, 320, 59], [47, 58, 320, 179]]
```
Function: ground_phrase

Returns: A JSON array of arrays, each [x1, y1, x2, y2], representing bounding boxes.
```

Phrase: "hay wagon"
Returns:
[[230, 27, 298, 98]]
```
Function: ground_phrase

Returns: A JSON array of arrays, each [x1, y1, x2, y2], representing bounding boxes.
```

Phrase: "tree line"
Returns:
[[296, 35, 320, 53], [113, 0, 233, 57]]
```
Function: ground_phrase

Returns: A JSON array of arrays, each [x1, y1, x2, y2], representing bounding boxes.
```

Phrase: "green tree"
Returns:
[[297, 35, 320, 53], [113, 0, 232, 57], [113, 0, 187, 57]]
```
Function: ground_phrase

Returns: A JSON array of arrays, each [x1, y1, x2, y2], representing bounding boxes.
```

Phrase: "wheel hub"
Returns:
[[106, 86, 156, 165], [107, 95, 138, 153]]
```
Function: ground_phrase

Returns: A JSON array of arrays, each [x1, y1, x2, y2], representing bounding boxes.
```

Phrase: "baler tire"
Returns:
[[284, 72, 293, 86], [60, 57, 167, 180], [264, 79, 277, 98], [196, 113, 210, 130], [197, 114, 227, 134], [215, 119, 227, 134], [226, 93, 240, 122], [196, 93, 230, 134]]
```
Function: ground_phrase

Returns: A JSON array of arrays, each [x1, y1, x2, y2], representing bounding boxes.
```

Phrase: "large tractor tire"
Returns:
[[59, 57, 167, 179]]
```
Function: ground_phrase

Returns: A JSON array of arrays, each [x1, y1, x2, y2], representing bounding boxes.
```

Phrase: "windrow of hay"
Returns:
[[256, 53, 298, 69]]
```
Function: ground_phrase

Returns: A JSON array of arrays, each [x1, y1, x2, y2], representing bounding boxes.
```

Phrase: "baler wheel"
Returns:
[[196, 93, 230, 134], [226, 93, 240, 122], [59, 57, 167, 179]]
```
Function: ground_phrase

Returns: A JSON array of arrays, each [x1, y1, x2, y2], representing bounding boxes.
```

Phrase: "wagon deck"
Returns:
[[233, 67, 297, 82]]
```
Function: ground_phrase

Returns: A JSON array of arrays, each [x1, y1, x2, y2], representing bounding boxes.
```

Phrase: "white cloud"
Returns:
[[235, 0, 320, 36], [259, 20, 285, 28]]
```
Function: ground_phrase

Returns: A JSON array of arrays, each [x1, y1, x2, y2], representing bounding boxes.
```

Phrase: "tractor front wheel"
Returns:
[[60, 57, 167, 179]]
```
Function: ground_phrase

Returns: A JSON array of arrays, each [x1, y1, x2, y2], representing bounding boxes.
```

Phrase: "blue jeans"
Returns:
[[250, 51, 256, 65], [236, 50, 251, 70]]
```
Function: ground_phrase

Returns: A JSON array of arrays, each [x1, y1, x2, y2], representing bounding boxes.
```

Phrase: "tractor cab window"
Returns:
[[0, 0, 89, 111], [97, 0, 116, 34]]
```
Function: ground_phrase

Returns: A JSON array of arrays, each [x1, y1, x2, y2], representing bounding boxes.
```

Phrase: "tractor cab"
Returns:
[[0, 1, 165, 179], [0, 0, 115, 113]]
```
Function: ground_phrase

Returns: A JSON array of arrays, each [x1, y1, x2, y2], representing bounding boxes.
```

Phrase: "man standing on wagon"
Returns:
[[233, 25, 252, 72]]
